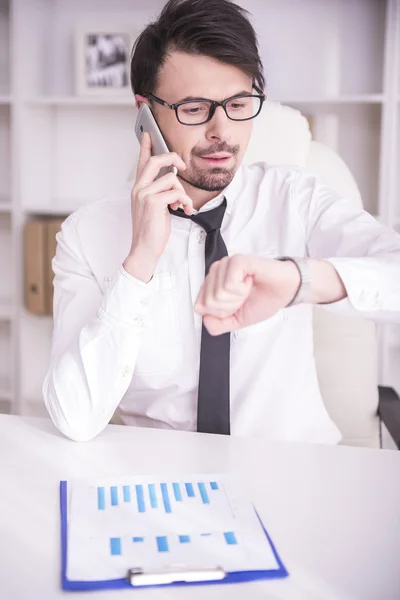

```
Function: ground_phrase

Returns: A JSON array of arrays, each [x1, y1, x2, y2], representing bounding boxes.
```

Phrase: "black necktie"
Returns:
[[169, 199, 230, 435]]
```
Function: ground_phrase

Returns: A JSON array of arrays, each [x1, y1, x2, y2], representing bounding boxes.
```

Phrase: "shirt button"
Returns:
[[140, 297, 150, 308], [122, 365, 130, 377], [197, 231, 206, 243], [132, 317, 144, 328]]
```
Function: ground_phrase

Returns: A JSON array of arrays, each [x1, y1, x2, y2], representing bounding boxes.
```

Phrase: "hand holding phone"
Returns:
[[124, 106, 193, 283]]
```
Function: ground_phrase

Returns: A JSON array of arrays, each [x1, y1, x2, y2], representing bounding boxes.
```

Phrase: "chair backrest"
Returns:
[[245, 101, 379, 447]]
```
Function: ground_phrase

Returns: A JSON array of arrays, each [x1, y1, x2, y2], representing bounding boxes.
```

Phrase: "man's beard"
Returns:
[[179, 142, 240, 192]]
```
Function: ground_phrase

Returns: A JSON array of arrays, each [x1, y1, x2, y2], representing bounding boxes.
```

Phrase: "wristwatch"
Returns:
[[277, 257, 311, 306]]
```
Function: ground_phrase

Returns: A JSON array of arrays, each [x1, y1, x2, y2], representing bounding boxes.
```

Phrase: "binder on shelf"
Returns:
[[24, 218, 64, 316], [24, 220, 47, 315]]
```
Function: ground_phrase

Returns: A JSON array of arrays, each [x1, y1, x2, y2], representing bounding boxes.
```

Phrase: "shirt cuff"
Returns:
[[325, 258, 383, 312], [99, 266, 153, 328]]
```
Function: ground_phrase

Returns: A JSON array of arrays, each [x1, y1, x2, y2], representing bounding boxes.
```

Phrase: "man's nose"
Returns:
[[205, 105, 231, 140]]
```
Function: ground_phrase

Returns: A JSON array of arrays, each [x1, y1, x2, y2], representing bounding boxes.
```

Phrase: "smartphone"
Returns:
[[135, 103, 178, 179]]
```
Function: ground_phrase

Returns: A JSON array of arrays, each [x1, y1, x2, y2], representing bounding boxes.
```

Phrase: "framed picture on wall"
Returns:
[[75, 30, 135, 96]]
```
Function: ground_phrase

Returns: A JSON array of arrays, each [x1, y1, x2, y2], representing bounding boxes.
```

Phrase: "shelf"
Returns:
[[0, 203, 12, 214], [23, 397, 49, 418], [27, 96, 135, 108], [275, 95, 384, 105], [27, 95, 386, 108], [24, 206, 72, 217], [0, 398, 11, 415], [0, 95, 12, 105], [0, 390, 12, 402], [0, 304, 14, 320], [0, 379, 12, 402]]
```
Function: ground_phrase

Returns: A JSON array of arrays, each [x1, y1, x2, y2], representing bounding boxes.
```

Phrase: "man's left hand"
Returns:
[[194, 255, 300, 335]]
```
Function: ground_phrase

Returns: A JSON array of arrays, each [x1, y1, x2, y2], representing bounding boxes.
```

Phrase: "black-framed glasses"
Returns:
[[147, 92, 265, 126]]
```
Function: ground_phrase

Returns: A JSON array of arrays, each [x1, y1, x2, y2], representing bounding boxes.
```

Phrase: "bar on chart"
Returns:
[[156, 536, 169, 552], [172, 482, 183, 502], [110, 537, 121, 555], [210, 481, 219, 490], [123, 485, 131, 503], [110, 486, 118, 506], [224, 532, 238, 545], [97, 487, 105, 510], [161, 483, 172, 513], [198, 482, 210, 504], [178, 535, 190, 543], [135, 485, 146, 513], [185, 482, 195, 498], [148, 483, 158, 509], [132, 537, 144, 543]]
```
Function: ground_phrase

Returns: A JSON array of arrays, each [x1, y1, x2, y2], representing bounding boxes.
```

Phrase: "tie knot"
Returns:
[[169, 198, 227, 234]]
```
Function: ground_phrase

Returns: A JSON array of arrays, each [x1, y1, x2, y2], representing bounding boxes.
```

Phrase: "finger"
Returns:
[[202, 262, 219, 310], [223, 255, 248, 293], [139, 171, 186, 196], [213, 257, 230, 301], [152, 190, 193, 211], [136, 132, 152, 180], [194, 282, 206, 313], [195, 260, 235, 316], [203, 314, 240, 336], [210, 257, 250, 310], [138, 177, 193, 214], [194, 266, 217, 314], [139, 152, 187, 187]]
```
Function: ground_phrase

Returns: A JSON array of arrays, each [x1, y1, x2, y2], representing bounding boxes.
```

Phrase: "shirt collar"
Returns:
[[195, 165, 244, 216]]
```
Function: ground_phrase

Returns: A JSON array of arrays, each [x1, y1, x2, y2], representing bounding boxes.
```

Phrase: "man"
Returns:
[[43, 0, 400, 442]]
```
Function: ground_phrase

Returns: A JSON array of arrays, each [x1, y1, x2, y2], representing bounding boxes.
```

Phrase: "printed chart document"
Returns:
[[61, 473, 288, 589]]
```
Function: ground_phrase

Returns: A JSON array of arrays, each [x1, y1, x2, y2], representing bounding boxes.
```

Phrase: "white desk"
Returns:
[[0, 415, 399, 600]]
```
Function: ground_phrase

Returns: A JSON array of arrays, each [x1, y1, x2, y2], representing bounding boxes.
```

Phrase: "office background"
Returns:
[[0, 0, 399, 427]]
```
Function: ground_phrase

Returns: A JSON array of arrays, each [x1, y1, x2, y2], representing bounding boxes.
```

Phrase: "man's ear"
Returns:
[[135, 94, 149, 110]]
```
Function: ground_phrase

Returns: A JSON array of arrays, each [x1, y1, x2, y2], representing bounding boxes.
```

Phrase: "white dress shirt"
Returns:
[[43, 163, 400, 442]]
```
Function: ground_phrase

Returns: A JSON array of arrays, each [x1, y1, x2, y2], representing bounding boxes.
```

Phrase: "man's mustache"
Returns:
[[192, 143, 240, 157]]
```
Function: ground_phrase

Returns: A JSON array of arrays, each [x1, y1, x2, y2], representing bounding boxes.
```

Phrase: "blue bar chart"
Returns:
[[95, 479, 236, 558], [67, 474, 281, 583], [107, 531, 238, 556], [96, 480, 221, 513]]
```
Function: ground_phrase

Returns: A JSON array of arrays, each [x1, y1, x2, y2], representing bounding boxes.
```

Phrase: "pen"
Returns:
[[127, 565, 226, 586]]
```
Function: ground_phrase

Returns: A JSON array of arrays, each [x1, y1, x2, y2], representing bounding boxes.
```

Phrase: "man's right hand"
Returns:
[[123, 132, 193, 283]]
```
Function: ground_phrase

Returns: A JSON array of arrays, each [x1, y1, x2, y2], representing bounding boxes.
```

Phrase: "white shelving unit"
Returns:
[[0, 0, 14, 414], [0, 0, 399, 417]]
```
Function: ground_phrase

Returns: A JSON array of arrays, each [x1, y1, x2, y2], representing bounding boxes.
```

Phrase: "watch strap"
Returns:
[[277, 257, 311, 306]]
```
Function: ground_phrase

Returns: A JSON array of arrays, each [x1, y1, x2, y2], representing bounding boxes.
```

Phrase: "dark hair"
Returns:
[[130, 0, 265, 97]]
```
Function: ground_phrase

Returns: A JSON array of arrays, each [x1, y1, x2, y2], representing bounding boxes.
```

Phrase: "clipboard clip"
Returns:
[[127, 565, 226, 586]]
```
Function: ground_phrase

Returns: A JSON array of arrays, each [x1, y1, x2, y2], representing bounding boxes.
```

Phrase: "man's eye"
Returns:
[[183, 106, 206, 114]]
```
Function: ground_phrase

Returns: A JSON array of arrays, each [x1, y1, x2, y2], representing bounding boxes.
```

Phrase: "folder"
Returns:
[[24, 220, 48, 315], [24, 218, 64, 316], [60, 474, 288, 591]]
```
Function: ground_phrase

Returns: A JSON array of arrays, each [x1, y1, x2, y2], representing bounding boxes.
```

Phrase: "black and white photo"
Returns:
[[75, 31, 133, 95]]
